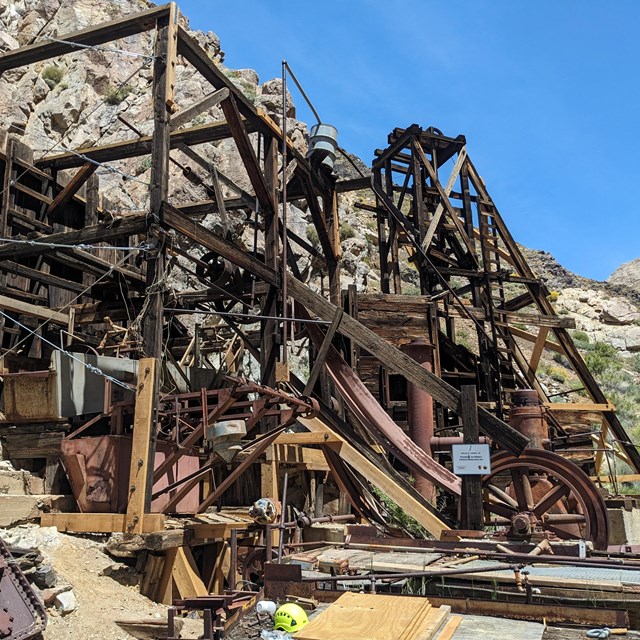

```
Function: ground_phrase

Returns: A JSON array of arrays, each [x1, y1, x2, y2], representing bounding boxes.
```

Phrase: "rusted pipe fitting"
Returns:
[[508, 390, 549, 449]]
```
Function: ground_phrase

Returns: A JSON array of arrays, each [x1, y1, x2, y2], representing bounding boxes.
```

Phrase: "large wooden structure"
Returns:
[[0, 2, 632, 569]]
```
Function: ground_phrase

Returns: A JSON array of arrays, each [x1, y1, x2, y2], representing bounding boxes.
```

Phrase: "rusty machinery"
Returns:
[[482, 391, 608, 549], [0, 540, 47, 640]]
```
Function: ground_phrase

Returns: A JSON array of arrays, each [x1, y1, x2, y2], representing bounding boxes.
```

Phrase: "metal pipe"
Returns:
[[277, 472, 289, 563], [430, 436, 489, 448], [282, 61, 322, 125], [295, 513, 356, 528], [281, 60, 289, 366], [401, 338, 436, 502], [300, 562, 516, 583], [230, 528, 238, 591]]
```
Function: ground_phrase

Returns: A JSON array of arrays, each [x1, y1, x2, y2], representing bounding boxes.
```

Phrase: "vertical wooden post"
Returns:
[[125, 358, 157, 534], [143, 3, 177, 358], [460, 385, 484, 530], [140, 6, 177, 520]]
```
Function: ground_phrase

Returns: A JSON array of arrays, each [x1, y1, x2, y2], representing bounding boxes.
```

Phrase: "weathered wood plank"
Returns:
[[124, 358, 157, 534], [171, 88, 229, 129], [0, 293, 68, 324], [40, 513, 165, 533], [0, 214, 147, 260], [0, 4, 172, 73]]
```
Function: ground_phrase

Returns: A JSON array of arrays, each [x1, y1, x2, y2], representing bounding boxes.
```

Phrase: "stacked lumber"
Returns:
[[294, 591, 457, 640]]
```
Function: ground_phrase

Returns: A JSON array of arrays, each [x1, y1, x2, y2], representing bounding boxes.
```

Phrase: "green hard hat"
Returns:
[[273, 602, 309, 633]]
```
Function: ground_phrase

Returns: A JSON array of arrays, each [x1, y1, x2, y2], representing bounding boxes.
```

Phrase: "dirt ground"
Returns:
[[41, 532, 202, 640]]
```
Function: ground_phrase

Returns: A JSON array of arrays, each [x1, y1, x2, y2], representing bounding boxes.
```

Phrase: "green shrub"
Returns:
[[340, 223, 356, 242], [371, 486, 428, 538], [584, 341, 621, 376], [546, 365, 567, 383], [105, 84, 133, 105], [573, 330, 589, 344], [547, 290, 559, 302], [42, 65, 64, 88], [306, 225, 320, 248]]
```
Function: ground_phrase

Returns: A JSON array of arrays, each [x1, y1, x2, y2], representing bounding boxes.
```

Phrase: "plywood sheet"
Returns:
[[296, 592, 450, 640]]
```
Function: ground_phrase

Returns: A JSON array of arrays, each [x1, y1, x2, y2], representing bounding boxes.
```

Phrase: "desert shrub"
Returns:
[[371, 486, 428, 538], [105, 84, 133, 105], [546, 365, 567, 383], [584, 341, 621, 376], [306, 225, 320, 248], [573, 330, 590, 344], [42, 65, 64, 88], [340, 222, 356, 242]]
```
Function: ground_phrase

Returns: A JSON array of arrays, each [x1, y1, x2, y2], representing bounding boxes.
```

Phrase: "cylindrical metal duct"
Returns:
[[401, 338, 436, 503], [307, 123, 338, 171], [508, 389, 549, 449]]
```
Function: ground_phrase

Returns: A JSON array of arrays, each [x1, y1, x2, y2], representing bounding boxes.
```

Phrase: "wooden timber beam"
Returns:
[[170, 88, 229, 130], [176, 26, 256, 121], [0, 213, 147, 261], [41, 513, 165, 534], [162, 202, 278, 287], [220, 94, 275, 216], [0, 4, 172, 73], [287, 279, 529, 455], [335, 176, 372, 193], [0, 261, 86, 294], [0, 293, 68, 325], [413, 141, 478, 261], [46, 162, 97, 218], [52, 248, 145, 288], [38, 120, 253, 170], [300, 416, 450, 538], [125, 358, 157, 534], [508, 325, 563, 354]]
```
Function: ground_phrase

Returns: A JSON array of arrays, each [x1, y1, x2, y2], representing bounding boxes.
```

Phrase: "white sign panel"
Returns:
[[451, 444, 491, 475]]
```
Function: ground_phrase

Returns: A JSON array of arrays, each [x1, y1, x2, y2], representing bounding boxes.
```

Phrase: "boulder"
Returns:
[[600, 299, 640, 325], [54, 589, 78, 615]]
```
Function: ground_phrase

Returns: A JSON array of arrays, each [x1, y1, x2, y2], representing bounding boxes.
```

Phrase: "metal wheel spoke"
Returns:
[[509, 468, 530, 511], [484, 497, 516, 519], [486, 484, 518, 509], [543, 513, 586, 525], [532, 483, 570, 517]]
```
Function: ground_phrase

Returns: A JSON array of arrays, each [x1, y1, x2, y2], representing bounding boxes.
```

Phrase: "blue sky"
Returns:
[[179, 1, 640, 281]]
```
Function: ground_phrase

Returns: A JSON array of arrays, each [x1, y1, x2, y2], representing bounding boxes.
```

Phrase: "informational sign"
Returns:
[[451, 444, 491, 475]]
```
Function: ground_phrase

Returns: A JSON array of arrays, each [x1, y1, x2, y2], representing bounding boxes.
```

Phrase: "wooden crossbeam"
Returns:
[[0, 213, 147, 261], [220, 94, 275, 215], [414, 142, 477, 260], [163, 202, 279, 287], [171, 88, 229, 130], [41, 513, 165, 533], [421, 146, 467, 250], [38, 120, 254, 170], [0, 293, 68, 324], [0, 4, 172, 73], [46, 162, 97, 217]]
